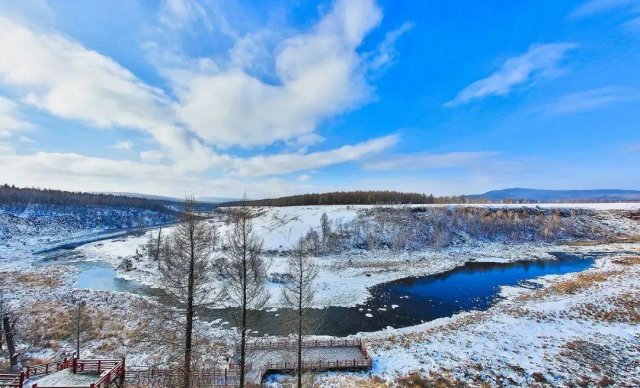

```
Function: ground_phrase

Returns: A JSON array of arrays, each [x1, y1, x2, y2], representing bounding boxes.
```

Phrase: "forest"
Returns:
[[221, 190, 469, 207]]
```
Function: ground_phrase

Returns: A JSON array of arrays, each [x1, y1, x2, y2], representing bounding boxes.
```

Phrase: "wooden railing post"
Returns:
[[121, 357, 126, 384], [18, 371, 25, 388]]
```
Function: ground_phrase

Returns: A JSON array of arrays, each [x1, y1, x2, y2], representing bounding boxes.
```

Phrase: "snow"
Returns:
[[3, 203, 640, 386], [25, 370, 100, 388], [317, 250, 640, 386]]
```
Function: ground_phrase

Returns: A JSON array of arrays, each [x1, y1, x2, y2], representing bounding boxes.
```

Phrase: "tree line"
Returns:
[[221, 190, 469, 207], [0, 184, 176, 213]]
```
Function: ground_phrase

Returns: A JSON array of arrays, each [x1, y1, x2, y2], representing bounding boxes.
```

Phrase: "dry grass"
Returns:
[[560, 236, 640, 246], [612, 256, 640, 266], [572, 292, 640, 324], [544, 271, 620, 296], [17, 272, 62, 288], [395, 372, 468, 388]]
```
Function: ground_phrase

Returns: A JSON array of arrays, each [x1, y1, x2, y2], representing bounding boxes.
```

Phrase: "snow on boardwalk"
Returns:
[[243, 340, 372, 384], [25, 370, 100, 387]]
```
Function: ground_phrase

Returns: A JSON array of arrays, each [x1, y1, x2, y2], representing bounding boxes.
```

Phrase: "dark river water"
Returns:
[[46, 250, 595, 336]]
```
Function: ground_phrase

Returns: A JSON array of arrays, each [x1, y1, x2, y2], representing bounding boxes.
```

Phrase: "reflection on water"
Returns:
[[46, 250, 595, 337]]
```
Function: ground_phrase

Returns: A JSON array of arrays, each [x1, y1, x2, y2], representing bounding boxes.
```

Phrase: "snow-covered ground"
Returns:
[[316, 245, 640, 386], [3, 203, 640, 385], [75, 204, 639, 308], [0, 203, 174, 266]]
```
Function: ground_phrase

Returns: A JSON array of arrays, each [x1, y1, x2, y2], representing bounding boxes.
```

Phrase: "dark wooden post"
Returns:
[[19, 371, 25, 388], [121, 357, 126, 385]]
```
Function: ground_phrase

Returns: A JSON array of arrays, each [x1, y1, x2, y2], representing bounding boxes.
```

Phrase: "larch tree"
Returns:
[[66, 297, 92, 358], [154, 197, 225, 388], [146, 227, 163, 261], [281, 238, 319, 388], [0, 294, 18, 369], [222, 203, 270, 388]]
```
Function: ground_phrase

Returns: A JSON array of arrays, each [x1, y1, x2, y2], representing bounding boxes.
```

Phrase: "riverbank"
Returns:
[[315, 245, 640, 387]]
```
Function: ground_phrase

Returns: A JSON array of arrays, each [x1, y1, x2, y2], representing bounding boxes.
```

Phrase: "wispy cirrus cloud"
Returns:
[[570, 0, 638, 19], [363, 151, 496, 171], [238, 135, 399, 176], [445, 43, 577, 107], [369, 21, 414, 70], [544, 87, 639, 115]]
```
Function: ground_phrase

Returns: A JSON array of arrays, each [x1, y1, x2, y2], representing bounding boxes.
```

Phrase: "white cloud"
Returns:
[[363, 151, 496, 171], [369, 22, 414, 70], [570, 0, 637, 18], [158, 0, 213, 32], [445, 43, 577, 107], [0, 151, 303, 198], [0, 2, 402, 191], [174, 0, 382, 147], [112, 140, 134, 151], [0, 96, 32, 138], [140, 150, 166, 162], [545, 87, 639, 115], [0, 17, 201, 158], [235, 134, 398, 176]]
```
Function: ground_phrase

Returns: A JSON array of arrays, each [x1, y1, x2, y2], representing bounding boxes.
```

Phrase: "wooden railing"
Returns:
[[243, 338, 373, 384], [245, 338, 365, 350], [263, 357, 372, 372], [30, 358, 125, 388], [90, 360, 125, 388], [0, 373, 23, 388], [125, 367, 239, 387], [23, 358, 73, 379]]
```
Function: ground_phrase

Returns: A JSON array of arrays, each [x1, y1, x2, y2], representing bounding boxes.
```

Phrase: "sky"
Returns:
[[0, 0, 638, 198]]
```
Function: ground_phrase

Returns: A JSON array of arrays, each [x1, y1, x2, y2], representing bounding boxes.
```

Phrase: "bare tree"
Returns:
[[304, 228, 321, 256], [153, 197, 225, 388], [146, 227, 163, 261], [0, 295, 18, 369], [66, 298, 92, 358], [320, 213, 331, 249], [222, 203, 269, 387], [281, 238, 318, 388]]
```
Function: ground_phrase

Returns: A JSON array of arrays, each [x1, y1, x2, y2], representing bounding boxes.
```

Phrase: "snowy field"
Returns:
[[3, 203, 640, 385], [75, 203, 640, 308]]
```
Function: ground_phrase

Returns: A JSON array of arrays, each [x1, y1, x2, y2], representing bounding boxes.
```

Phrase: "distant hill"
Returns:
[[471, 188, 640, 202], [196, 196, 239, 204]]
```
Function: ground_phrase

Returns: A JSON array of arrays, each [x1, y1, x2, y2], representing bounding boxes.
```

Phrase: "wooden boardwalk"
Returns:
[[5, 339, 371, 387], [243, 339, 372, 385], [1, 358, 125, 388]]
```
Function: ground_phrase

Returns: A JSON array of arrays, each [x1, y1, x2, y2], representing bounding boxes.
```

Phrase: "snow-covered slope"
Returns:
[[0, 203, 175, 264]]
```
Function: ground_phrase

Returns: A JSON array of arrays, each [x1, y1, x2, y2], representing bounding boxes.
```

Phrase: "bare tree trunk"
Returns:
[[76, 304, 81, 357], [2, 316, 17, 368], [183, 225, 195, 388], [155, 227, 162, 261], [240, 236, 247, 388], [149, 197, 225, 388], [222, 202, 269, 388], [281, 238, 318, 388], [297, 275, 303, 388]]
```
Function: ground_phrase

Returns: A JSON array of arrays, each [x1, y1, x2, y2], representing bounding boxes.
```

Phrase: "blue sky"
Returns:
[[0, 0, 638, 198]]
